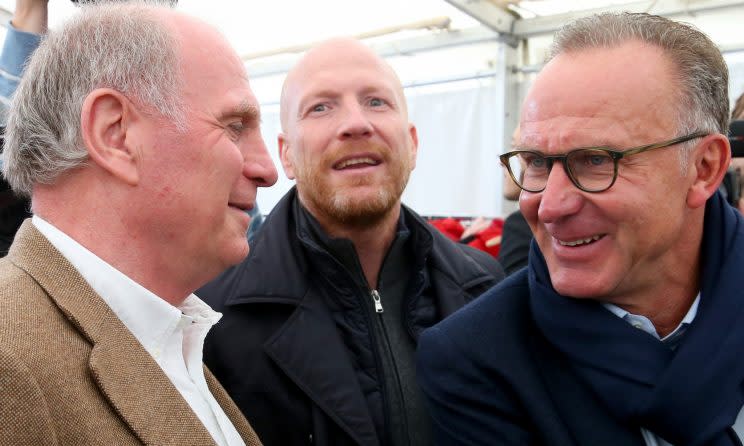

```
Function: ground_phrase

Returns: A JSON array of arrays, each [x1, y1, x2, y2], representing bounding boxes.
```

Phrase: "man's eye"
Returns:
[[369, 98, 385, 107], [589, 155, 609, 166], [311, 104, 327, 113], [227, 122, 244, 139], [528, 157, 546, 169], [574, 151, 611, 167]]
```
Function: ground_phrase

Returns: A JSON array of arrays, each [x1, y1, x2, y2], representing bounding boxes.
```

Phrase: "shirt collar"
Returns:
[[602, 293, 700, 342]]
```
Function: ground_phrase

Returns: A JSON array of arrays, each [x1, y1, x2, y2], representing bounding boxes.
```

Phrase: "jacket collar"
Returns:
[[264, 283, 381, 445], [223, 188, 312, 307], [225, 187, 495, 307], [8, 221, 231, 446]]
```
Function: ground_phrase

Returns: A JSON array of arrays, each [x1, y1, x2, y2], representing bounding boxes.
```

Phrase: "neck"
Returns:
[[33, 187, 193, 307], [312, 204, 402, 289], [616, 285, 698, 338], [608, 212, 704, 338]]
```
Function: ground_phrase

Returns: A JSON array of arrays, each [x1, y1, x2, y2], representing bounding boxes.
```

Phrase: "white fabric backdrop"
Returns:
[[728, 52, 744, 107]]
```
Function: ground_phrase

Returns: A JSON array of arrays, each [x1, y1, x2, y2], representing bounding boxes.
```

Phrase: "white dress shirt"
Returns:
[[33, 216, 245, 446], [604, 296, 744, 446]]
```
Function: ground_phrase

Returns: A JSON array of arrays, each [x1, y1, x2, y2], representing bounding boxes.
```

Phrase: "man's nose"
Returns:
[[245, 138, 278, 187], [536, 162, 583, 223], [337, 102, 373, 139]]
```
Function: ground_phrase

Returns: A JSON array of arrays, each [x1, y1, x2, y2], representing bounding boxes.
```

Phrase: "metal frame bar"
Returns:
[[246, 26, 501, 79], [513, 0, 744, 38]]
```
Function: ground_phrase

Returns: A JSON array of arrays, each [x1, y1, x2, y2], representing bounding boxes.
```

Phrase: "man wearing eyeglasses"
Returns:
[[417, 12, 739, 446]]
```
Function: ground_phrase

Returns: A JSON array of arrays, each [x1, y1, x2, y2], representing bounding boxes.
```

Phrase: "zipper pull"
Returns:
[[370, 289, 384, 313]]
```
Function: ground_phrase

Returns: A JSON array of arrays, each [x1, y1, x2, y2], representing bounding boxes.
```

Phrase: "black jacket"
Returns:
[[198, 188, 504, 446], [0, 178, 29, 256]]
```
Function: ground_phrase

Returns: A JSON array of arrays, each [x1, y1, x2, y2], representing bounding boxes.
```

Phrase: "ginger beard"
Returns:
[[293, 143, 413, 228]]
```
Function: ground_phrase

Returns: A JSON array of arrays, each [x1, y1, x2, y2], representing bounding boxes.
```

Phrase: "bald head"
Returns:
[[276, 36, 418, 232], [280, 38, 407, 131]]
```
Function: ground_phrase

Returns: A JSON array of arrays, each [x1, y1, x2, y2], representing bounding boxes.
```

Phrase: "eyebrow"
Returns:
[[513, 140, 623, 152], [221, 99, 261, 125], [296, 89, 335, 113]]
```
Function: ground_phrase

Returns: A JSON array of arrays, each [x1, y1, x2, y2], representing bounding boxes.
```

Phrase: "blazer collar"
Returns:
[[8, 221, 223, 446]]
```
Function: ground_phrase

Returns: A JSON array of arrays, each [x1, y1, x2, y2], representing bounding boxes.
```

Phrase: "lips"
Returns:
[[556, 234, 604, 247], [228, 202, 253, 212], [332, 154, 382, 170]]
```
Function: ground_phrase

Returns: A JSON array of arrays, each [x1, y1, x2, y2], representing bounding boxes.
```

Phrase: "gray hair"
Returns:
[[549, 12, 729, 170], [2, 1, 184, 197]]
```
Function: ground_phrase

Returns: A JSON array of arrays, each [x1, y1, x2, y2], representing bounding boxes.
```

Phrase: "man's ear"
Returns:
[[278, 133, 296, 180], [80, 88, 139, 186], [408, 123, 419, 170], [687, 133, 731, 209]]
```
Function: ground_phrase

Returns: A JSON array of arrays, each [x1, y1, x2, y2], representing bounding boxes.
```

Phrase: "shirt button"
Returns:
[[633, 323, 643, 329]]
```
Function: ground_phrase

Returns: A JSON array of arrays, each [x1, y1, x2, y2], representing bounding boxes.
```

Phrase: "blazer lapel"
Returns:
[[263, 289, 378, 446], [9, 221, 217, 446]]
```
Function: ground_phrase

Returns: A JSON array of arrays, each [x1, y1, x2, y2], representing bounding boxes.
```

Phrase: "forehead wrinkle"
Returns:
[[524, 45, 678, 155], [522, 116, 634, 153], [280, 38, 408, 130]]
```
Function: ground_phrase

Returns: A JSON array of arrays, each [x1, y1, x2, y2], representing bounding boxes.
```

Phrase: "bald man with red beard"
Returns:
[[198, 38, 504, 446]]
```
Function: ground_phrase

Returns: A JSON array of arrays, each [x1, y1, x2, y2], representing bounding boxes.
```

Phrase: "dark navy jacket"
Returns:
[[198, 188, 504, 446], [417, 270, 645, 446]]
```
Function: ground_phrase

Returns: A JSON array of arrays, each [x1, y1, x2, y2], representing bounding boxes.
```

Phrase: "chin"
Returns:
[[552, 283, 602, 300], [329, 190, 398, 226], [549, 267, 616, 300], [221, 239, 250, 267]]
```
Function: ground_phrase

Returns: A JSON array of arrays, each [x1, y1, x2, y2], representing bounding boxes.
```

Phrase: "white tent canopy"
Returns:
[[3, 0, 744, 217]]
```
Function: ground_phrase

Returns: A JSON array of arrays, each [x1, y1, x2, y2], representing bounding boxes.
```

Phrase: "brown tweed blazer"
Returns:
[[0, 221, 262, 446]]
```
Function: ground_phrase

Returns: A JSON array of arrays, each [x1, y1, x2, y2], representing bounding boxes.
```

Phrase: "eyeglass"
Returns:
[[499, 131, 708, 193]]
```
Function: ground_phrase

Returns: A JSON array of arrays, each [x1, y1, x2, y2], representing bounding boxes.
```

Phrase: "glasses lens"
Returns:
[[567, 149, 615, 191], [511, 151, 549, 192]]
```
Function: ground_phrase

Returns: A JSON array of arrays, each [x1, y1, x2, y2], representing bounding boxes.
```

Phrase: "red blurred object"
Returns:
[[466, 219, 504, 258], [428, 217, 504, 258], [428, 218, 464, 242]]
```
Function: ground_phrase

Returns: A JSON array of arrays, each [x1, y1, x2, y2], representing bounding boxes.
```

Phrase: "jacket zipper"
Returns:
[[365, 290, 409, 441], [370, 289, 384, 313], [358, 284, 392, 444]]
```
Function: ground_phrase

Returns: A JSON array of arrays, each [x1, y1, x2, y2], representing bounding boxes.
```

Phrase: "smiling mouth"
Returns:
[[557, 234, 603, 247], [333, 157, 381, 170]]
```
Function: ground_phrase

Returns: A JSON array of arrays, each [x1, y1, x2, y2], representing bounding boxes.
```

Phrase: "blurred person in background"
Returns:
[[0, 0, 47, 255], [726, 92, 744, 212], [498, 124, 532, 275]]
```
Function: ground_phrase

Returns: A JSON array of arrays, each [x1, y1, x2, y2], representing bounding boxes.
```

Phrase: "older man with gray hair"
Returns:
[[0, 1, 276, 444], [418, 12, 739, 445]]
